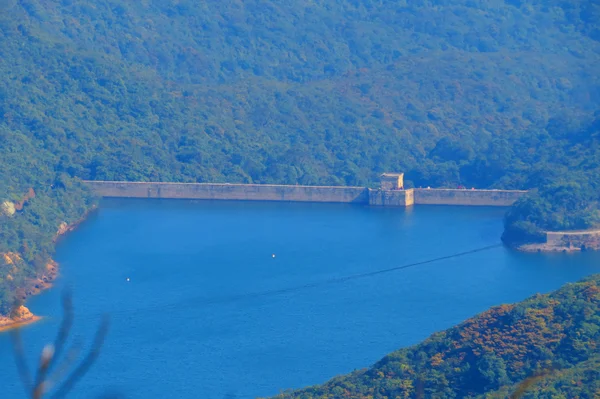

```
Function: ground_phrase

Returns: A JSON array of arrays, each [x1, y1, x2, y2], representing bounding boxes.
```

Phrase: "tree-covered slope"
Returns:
[[478, 355, 600, 399], [1, 0, 600, 311], [269, 274, 600, 399], [501, 119, 600, 246], [2, 0, 599, 186]]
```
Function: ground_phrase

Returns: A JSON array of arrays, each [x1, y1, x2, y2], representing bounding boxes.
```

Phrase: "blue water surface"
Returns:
[[1, 199, 599, 399]]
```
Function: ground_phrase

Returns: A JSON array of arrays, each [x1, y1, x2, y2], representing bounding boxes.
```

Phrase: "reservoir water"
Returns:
[[2, 199, 600, 399]]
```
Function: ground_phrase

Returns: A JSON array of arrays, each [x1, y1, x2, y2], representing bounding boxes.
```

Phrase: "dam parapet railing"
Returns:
[[83, 181, 528, 207]]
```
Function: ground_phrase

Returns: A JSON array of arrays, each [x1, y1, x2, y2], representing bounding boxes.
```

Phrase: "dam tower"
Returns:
[[380, 173, 404, 190]]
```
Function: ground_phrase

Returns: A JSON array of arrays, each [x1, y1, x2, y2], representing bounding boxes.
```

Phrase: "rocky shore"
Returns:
[[0, 208, 96, 333], [519, 243, 585, 253], [0, 305, 40, 332], [0, 254, 59, 332]]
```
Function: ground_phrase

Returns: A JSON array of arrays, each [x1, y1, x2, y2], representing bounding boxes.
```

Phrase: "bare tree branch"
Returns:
[[11, 327, 33, 395], [10, 291, 110, 399], [32, 291, 74, 398], [49, 315, 110, 399]]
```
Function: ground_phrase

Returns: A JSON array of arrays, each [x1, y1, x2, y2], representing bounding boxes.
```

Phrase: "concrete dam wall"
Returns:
[[84, 181, 369, 203], [84, 181, 527, 207], [413, 188, 527, 206], [368, 189, 414, 207], [546, 230, 600, 250], [367, 188, 526, 207]]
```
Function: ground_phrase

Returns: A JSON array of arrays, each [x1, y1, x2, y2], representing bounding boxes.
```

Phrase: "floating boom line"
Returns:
[[103, 243, 504, 317]]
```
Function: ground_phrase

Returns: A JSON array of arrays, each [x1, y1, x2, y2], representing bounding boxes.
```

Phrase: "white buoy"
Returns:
[[126, 277, 130, 282], [272, 254, 276, 258]]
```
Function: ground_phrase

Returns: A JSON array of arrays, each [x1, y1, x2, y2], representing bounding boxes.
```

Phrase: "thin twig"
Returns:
[[49, 315, 110, 399], [11, 290, 110, 399], [10, 327, 33, 395], [46, 343, 83, 390], [32, 291, 74, 398], [50, 292, 75, 365]]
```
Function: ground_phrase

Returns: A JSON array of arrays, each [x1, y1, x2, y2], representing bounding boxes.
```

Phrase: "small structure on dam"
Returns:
[[380, 173, 404, 190]]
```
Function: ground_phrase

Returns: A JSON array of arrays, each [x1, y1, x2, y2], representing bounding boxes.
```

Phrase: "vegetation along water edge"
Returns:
[[266, 274, 600, 399]]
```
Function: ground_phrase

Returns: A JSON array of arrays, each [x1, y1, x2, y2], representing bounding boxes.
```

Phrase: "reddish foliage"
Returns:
[[14, 188, 35, 211]]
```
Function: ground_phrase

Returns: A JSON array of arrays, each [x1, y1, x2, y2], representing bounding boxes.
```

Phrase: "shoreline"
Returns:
[[0, 259, 58, 333], [0, 195, 594, 334], [518, 229, 600, 253], [0, 205, 98, 333], [0, 305, 42, 333], [519, 244, 599, 253], [518, 244, 583, 253], [0, 316, 42, 333]]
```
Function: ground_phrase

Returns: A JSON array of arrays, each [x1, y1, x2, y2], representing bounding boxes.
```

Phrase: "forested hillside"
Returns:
[[269, 274, 600, 399], [1, 1, 600, 311]]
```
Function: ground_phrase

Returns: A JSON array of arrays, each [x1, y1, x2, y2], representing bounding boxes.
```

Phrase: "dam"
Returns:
[[79, 178, 599, 252], [81, 176, 599, 251], [83, 173, 528, 207]]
